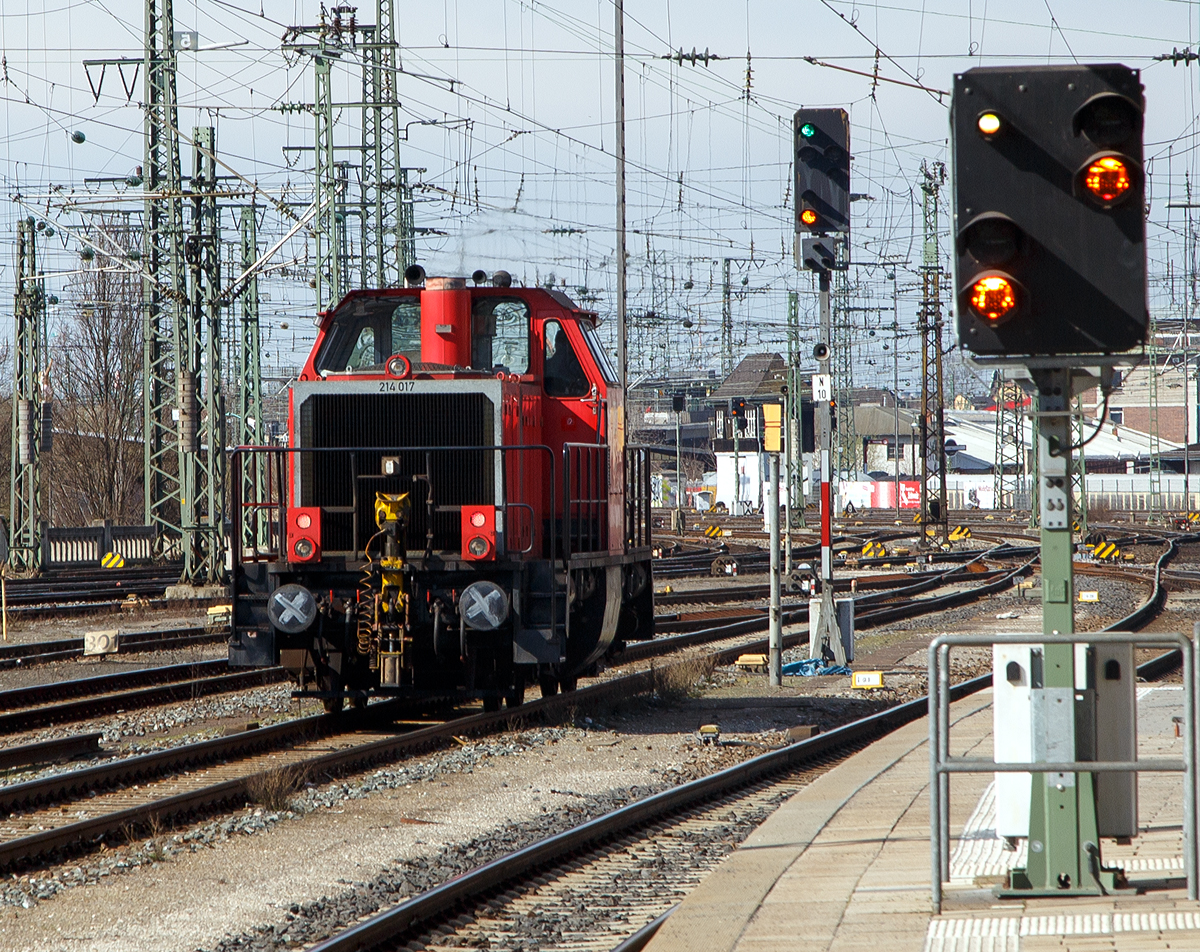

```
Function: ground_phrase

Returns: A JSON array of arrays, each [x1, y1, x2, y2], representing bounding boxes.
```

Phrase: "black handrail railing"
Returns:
[[562, 442, 609, 559]]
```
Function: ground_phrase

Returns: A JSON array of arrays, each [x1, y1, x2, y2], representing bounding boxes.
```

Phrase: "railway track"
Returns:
[[0, 624, 223, 669], [0, 536, 1172, 881], [0, 659, 287, 734], [299, 541, 1185, 952], [0, 552, 1016, 732], [0, 546, 1032, 875]]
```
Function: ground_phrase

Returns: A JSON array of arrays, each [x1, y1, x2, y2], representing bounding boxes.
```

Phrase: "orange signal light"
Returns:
[[800, 208, 819, 227], [1083, 156, 1131, 204], [970, 276, 1017, 322]]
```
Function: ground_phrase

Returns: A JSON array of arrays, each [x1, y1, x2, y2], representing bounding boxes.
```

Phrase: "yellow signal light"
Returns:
[[800, 208, 819, 227], [977, 112, 1002, 136], [1083, 156, 1131, 204], [970, 276, 1017, 322]]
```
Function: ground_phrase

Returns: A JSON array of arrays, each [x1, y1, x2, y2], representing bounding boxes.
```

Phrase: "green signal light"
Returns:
[[800, 122, 816, 138]]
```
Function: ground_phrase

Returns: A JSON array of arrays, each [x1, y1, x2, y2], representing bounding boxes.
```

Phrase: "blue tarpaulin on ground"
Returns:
[[781, 658, 853, 677]]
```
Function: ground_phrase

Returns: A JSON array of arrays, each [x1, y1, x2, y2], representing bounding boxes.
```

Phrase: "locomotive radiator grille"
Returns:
[[298, 392, 495, 555]]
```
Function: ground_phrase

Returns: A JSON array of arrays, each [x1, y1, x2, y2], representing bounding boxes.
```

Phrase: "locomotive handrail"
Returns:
[[229, 443, 561, 645], [230, 442, 556, 559], [505, 503, 537, 555], [562, 442, 608, 560]]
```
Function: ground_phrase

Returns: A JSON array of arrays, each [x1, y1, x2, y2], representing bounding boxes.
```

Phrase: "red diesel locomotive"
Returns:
[[228, 269, 655, 710]]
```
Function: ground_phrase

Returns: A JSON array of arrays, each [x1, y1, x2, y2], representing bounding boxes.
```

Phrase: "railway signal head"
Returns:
[[951, 65, 1147, 358], [794, 108, 851, 237]]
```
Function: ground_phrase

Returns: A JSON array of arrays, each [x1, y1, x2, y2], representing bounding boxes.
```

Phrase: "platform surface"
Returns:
[[645, 685, 1196, 952]]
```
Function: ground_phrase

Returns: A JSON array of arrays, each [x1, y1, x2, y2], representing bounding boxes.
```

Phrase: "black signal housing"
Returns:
[[951, 64, 1147, 357]]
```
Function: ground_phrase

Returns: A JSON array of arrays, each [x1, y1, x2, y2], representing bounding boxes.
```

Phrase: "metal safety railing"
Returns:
[[927, 630, 1198, 914], [560, 443, 653, 560], [40, 521, 158, 568]]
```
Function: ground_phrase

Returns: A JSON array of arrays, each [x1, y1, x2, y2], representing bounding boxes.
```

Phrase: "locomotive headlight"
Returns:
[[467, 535, 491, 557], [293, 537, 315, 560]]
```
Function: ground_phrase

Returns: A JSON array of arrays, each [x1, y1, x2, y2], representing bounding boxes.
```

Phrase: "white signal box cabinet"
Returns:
[[993, 643, 1035, 838], [992, 642, 1137, 840]]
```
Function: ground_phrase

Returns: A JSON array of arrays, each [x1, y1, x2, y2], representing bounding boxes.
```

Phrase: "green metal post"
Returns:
[[1073, 394, 1088, 536], [314, 49, 342, 310], [179, 126, 224, 584], [1000, 368, 1124, 899]]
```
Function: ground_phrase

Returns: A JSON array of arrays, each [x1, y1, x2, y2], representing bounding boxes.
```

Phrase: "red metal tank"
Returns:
[[420, 277, 471, 366]]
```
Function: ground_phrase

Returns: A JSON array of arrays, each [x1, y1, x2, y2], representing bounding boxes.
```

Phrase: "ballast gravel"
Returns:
[[0, 704, 788, 952]]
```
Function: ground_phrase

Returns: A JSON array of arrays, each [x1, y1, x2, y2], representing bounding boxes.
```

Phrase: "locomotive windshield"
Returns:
[[472, 298, 530, 374], [315, 296, 422, 373]]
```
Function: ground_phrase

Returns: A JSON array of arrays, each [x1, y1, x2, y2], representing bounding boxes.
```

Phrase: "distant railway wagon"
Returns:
[[228, 269, 655, 711]]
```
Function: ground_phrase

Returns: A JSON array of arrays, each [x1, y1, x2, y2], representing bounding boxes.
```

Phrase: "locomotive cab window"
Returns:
[[544, 320, 590, 397], [346, 326, 378, 370], [581, 322, 618, 384], [472, 298, 530, 374], [390, 299, 422, 362], [314, 293, 422, 373]]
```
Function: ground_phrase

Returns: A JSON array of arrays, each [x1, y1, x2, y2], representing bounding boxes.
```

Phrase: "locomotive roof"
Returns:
[[321, 282, 596, 322]]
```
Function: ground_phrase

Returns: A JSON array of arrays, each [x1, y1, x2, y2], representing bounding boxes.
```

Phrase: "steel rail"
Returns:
[[0, 733, 103, 772], [0, 625, 221, 669], [0, 659, 232, 711], [0, 666, 287, 734], [305, 562, 1183, 952]]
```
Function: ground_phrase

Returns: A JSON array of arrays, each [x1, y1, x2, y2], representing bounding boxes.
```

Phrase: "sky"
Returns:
[[1, 0, 1199, 396]]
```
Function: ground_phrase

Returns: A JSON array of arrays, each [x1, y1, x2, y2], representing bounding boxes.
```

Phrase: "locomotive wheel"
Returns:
[[322, 696, 344, 714], [505, 681, 526, 709], [483, 694, 502, 713], [559, 674, 578, 693], [539, 672, 559, 698]]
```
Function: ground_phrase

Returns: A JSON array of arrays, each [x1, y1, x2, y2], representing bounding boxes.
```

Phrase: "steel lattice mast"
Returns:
[[178, 126, 225, 583], [9, 220, 45, 571], [833, 267, 858, 479], [314, 39, 342, 310], [918, 161, 949, 543], [142, 0, 188, 557], [993, 371, 1025, 510], [361, 0, 407, 285], [237, 206, 265, 550]]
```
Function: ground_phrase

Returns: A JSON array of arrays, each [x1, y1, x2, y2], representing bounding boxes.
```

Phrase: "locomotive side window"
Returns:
[[472, 298, 530, 374], [544, 320, 589, 397], [581, 322, 618, 384], [390, 300, 422, 361], [346, 326, 378, 370]]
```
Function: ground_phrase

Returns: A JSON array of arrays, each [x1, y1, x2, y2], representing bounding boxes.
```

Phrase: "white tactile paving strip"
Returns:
[[948, 782, 1027, 883], [924, 912, 1200, 951]]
